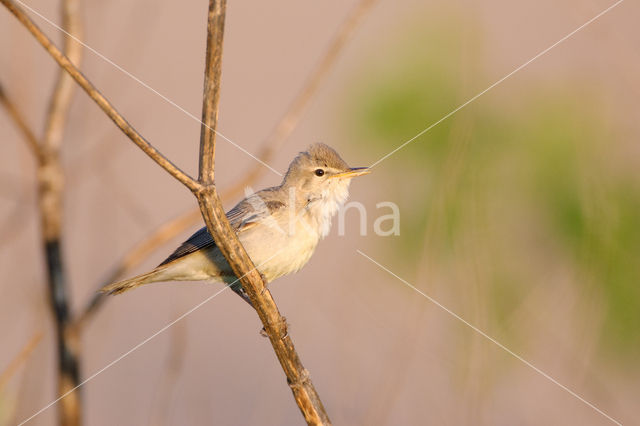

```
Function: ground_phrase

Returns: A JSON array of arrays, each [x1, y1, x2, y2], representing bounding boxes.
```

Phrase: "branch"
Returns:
[[0, 331, 44, 390], [195, 1, 330, 423], [0, 0, 199, 193], [0, 81, 42, 161], [198, 0, 225, 184], [196, 190, 331, 424], [42, 0, 83, 152], [75, 178, 249, 326], [75, 208, 202, 327], [33, 1, 84, 425], [73, 0, 378, 327], [4, 0, 346, 422]]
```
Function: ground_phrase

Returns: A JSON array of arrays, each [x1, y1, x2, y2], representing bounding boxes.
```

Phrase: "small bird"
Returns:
[[101, 143, 370, 301]]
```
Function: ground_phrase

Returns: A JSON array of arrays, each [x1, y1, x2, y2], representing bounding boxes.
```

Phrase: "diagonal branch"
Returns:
[[0, 0, 199, 193], [197, 190, 332, 425], [0, 331, 44, 390], [194, 1, 330, 424], [75, 208, 202, 327], [0, 81, 43, 161], [73, 0, 378, 330], [5, 0, 339, 423], [74, 0, 378, 327]]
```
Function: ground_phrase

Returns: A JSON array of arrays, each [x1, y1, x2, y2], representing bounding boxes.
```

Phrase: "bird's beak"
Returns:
[[330, 167, 371, 179]]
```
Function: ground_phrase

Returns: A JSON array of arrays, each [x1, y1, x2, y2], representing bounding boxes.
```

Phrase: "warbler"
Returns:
[[101, 143, 370, 299]]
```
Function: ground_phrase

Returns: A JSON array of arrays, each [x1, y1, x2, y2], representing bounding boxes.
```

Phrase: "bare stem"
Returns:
[[0, 331, 43, 390], [75, 208, 202, 327], [0, 81, 42, 161], [3, 0, 346, 423], [0, 0, 199, 193], [197, 189, 331, 425], [198, 0, 226, 184], [76, 171, 266, 326], [195, 1, 330, 423], [74, 0, 377, 327], [34, 0, 84, 424], [42, 0, 83, 152]]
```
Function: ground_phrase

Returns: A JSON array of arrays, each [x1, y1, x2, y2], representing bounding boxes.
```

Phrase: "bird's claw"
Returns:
[[259, 316, 289, 340]]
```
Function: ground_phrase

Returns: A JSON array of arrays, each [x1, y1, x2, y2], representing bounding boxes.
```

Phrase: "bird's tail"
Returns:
[[101, 267, 169, 295]]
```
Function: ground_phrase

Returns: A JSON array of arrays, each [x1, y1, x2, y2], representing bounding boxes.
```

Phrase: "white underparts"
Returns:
[[306, 179, 351, 238]]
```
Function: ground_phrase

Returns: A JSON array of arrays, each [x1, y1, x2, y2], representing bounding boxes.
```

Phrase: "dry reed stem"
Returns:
[[76, 0, 377, 327], [194, 1, 330, 423], [0, 332, 44, 390], [0, 83, 40, 245], [0, 0, 371, 423], [75, 208, 202, 327], [196, 189, 332, 425], [42, 0, 83, 153], [198, 0, 225, 183], [1, 0, 86, 424], [0, 81, 42, 161], [34, 0, 84, 424], [0, 0, 199, 193]]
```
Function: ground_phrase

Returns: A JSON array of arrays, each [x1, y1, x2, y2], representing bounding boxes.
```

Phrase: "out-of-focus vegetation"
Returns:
[[344, 10, 640, 358], [0, 393, 14, 426]]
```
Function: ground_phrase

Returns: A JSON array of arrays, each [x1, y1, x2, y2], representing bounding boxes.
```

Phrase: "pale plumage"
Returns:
[[101, 143, 369, 298]]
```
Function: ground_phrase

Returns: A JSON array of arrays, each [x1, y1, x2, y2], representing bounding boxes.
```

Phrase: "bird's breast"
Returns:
[[238, 215, 319, 282]]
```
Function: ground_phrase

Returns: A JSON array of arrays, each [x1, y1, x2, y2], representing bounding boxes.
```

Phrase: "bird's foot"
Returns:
[[259, 273, 269, 295], [260, 316, 289, 340]]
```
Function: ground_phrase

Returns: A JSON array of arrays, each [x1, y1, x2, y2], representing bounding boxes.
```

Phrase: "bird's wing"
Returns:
[[157, 226, 216, 266], [157, 192, 285, 267]]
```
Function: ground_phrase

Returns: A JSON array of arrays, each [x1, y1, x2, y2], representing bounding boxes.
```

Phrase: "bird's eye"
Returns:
[[314, 169, 325, 177]]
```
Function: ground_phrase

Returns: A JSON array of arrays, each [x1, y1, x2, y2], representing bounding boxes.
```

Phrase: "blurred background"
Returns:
[[1, 0, 639, 424]]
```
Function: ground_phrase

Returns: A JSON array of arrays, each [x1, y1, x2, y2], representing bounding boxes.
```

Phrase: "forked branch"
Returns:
[[2, 0, 332, 423], [4, 0, 86, 424], [0, 81, 42, 161], [75, 0, 378, 330], [0, 0, 199, 193], [194, 1, 330, 423]]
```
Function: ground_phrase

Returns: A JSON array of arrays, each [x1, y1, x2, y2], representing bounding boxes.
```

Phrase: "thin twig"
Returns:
[[0, 81, 42, 161], [35, 1, 84, 425], [0, 153, 35, 247], [75, 208, 202, 327], [42, 0, 83, 152], [4, 0, 341, 422], [0, 331, 44, 390], [76, 169, 262, 325], [75, 0, 377, 326], [0, 0, 199, 193], [198, 0, 225, 184], [196, 188, 332, 425], [194, 1, 330, 423]]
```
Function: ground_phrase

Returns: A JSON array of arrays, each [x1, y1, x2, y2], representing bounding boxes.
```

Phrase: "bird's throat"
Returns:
[[305, 181, 350, 238]]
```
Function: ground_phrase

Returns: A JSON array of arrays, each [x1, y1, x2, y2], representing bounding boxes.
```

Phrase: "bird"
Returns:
[[101, 143, 370, 301]]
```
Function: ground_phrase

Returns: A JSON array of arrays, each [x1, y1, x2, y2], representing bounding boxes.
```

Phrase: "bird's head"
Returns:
[[282, 143, 370, 236]]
